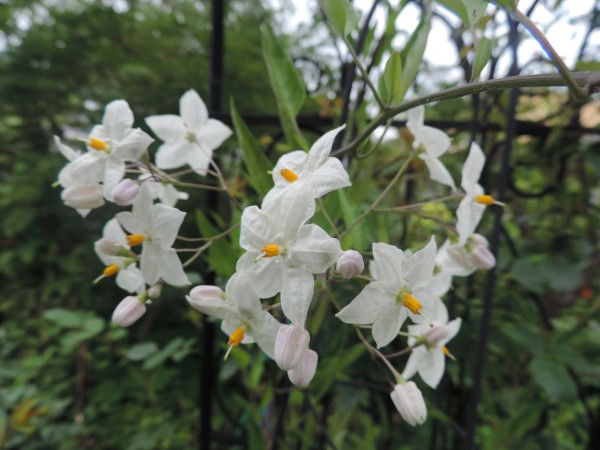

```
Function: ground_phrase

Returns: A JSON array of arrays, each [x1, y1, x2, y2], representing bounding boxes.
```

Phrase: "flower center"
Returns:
[[475, 194, 495, 206], [228, 326, 245, 347], [260, 244, 280, 257], [103, 264, 120, 277], [185, 131, 197, 143], [280, 168, 299, 183], [399, 292, 423, 314], [126, 234, 145, 246], [88, 137, 109, 152]]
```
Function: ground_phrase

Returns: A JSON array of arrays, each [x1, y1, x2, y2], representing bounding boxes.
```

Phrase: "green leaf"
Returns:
[[471, 37, 492, 81], [261, 25, 308, 150], [529, 357, 577, 403], [397, 8, 431, 102], [230, 99, 273, 197], [44, 308, 84, 328], [194, 209, 237, 277], [338, 189, 369, 251], [319, 0, 359, 37], [125, 342, 159, 361], [380, 51, 403, 105], [437, 0, 488, 27]]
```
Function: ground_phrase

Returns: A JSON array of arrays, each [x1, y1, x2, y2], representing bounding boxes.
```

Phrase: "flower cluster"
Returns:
[[56, 91, 500, 427]]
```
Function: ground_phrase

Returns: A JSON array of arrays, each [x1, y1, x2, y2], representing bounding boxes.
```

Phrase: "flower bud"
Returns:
[[112, 179, 140, 206], [187, 285, 224, 308], [61, 184, 105, 209], [111, 296, 146, 327], [470, 245, 496, 270], [390, 381, 427, 426], [469, 233, 489, 248], [148, 284, 162, 300], [96, 238, 122, 256], [336, 250, 364, 278], [288, 349, 318, 388], [274, 324, 310, 370]]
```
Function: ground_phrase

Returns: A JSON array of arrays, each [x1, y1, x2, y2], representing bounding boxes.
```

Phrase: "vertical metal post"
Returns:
[[465, 11, 520, 450], [198, 1, 224, 449]]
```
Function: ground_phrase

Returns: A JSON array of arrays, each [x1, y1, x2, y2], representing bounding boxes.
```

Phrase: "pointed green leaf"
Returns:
[[320, 0, 359, 37], [230, 99, 273, 197], [397, 8, 431, 103], [529, 357, 577, 403], [471, 37, 492, 81], [261, 25, 308, 149], [381, 51, 403, 105], [194, 209, 237, 277]]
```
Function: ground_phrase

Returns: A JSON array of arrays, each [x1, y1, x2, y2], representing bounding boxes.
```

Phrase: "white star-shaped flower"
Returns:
[[237, 183, 342, 327], [406, 105, 456, 190], [186, 272, 281, 359], [145, 89, 232, 175], [336, 238, 446, 348], [94, 218, 145, 294], [402, 318, 461, 388], [262, 126, 350, 207], [116, 185, 189, 286]]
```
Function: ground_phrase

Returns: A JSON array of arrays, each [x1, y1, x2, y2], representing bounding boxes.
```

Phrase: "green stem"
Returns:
[[510, 9, 589, 100], [343, 36, 387, 109], [333, 71, 600, 156]]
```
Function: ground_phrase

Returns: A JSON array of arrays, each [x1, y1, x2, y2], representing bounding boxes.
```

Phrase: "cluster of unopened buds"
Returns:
[[55, 90, 501, 426]]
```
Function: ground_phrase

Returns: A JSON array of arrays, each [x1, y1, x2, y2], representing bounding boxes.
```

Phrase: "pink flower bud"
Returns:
[[470, 245, 496, 270], [390, 381, 427, 426], [112, 179, 140, 206], [288, 349, 318, 388], [61, 184, 105, 209], [336, 250, 364, 278], [111, 296, 147, 327], [274, 324, 310, 370], [187, 285, 224, 307], [470, 233, 489, 247]]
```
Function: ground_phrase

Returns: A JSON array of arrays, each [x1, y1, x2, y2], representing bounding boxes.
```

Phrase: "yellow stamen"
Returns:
[[280, 168, 299, 183], [260, 244, 279, 257], [103, 264, 120, 277], [126, 234, 145, 246], [402, 293, 423, 314], [442, 346, 449, 356], [228, 326, 245, 347], [475, 194, 495, 206], [88, 137, 109, 151]]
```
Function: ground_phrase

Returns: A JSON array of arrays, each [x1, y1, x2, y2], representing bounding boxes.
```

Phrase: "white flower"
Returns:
[[402, 318, 461, 388], [116, 185, 189, 286], [456, 142, 487, 245], [145, 89, 232, 175], [237, 183, 342, 327], [336, 238, 445, 348], [406, 105, 456, 190], [262, 126, 350, 207], [61, 184, 105, 214], [138, 169, 189, 207], [390, 381, 427, 426], [186, 272, 281, 359], [112, 295, 147, 327], [94, 218, 145, 294]]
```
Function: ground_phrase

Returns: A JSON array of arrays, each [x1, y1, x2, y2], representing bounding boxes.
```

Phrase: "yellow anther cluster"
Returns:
[[126, 234, 145, 246], [103, 264, 120, 277], [402, 293, 423, 314], [442, 346, 450, 356], [88, 137, 109, 151], [475, 194, 495, 206], [280, 168, 299, 183], [261, 244, 280, 258], [228, 326, 245, 347]]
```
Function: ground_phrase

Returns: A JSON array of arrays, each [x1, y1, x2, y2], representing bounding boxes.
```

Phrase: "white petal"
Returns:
[[155, 247, 189, 286], [403, 237, 436, 288], [54, 136, 80, 161], [185, 143, 212, 175], [461, 142, 485, 192], [305, 125, 345, 170], [270, 182, 315, 241], [415, 125, 450, 158], [456, 197, 485, 246], [372, 305, 404, 348], [102, 100, 134, 141], [103, 160, 126, 198], [225, 272, 261, 315], [195, 118, 232, 151], [116, 266, 145, 293], [155, 140, 197, 170], [310, 157, 351, 198], [402, 347, 427, 381], [58, 152, 105, 188], [140, 245, 161, 285], [145, 115, 186, 142], [236, 252, 283, 299], [180, 89, 208, 129], [419, 153, 456, 189], [188, 294, 238, 322], [112, 128, 154, 161], [371, 242, 405, 285], [240, 205, 276, 251], [250, 312, 282, 359], [151, 203, 186, 248], [280, 267, 314, 327], [272, 150, 308, 187], [288, 224, 341, 274], [336, 283, 394, 325], [418, 349, 445, 388], [406, 105, 424, 130]]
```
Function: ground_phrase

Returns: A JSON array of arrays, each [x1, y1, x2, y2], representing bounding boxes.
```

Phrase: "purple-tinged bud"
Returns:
[[470, 233, 489, 248], [390, 381, 427, 426], [187, 285, 224, 306], [470, 245, 496, 270], [336, 250, 364, 278], [112, 179, 140, 206], [61, 184, 105, 209], [288, 349, 318, 388], [111, 296, 146, 327], [274, 324, 310, 370]]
